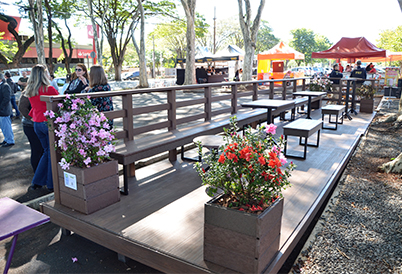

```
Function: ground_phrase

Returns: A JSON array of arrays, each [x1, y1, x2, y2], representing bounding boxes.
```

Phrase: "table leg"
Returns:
[[306, 96, 312, 119], [267, 108, 272, 124], [4, 234, 18, 274]]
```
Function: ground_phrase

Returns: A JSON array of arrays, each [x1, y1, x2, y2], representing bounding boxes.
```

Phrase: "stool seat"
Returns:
[[321, 105, 345, 130], [193, 135, 226, 150]]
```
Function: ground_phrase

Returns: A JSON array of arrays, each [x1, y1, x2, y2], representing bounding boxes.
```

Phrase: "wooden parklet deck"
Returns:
[[41, 109, 376, 274]]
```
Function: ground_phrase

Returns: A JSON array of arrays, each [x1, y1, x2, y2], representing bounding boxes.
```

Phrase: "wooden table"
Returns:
[[241, 99, 295, 124], [292, 91, 327, 119], [0, 197, 50, 274]]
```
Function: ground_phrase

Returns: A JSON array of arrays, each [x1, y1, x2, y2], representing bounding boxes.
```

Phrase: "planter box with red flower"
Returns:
[[195, 118, 295, 273]]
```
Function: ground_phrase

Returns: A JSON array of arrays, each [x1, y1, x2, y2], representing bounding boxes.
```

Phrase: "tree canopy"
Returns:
[[290, 28, 331, 65]]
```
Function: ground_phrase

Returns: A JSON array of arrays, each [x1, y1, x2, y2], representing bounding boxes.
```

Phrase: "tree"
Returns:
[[28, 0, 46, 64], [290, 28, 316, 65], [377, 1, 402, 173], [87, 0, 105, 65], [0, 13, 34, 68], [255, 20, 279, 54], [314, 34, 331, 65], [132, 0, 148, 88], [43, 0, 55, 73], [180, 0, 196, 85], [237, 0, 265, 81]]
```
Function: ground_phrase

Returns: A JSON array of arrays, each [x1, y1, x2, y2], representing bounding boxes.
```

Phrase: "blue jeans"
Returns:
[[0, 116, 15, 144], [32, 122, 53, 189], [10, 95, 20, 117]]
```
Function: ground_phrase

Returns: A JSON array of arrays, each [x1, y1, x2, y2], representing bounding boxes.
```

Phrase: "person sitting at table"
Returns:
[[350, 60, 367, 87], [329, 64, 343, 84], [345, 65, 352, 72]]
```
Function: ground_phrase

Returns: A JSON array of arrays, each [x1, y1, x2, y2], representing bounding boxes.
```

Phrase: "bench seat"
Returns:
[[110, 109, 268, 194]]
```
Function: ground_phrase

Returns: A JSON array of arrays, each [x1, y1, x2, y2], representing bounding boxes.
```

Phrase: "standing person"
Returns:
[[18, 92, 44, 172], [329, 64, 343, 84], [85, 65, 114, 127], [350, 60, 367, 87], [338, 63, 344, 73], [65, 63, 89, 94], [5, 72, 20, 119], [49, 74, 59, 92], [17, 70, 29, 91], [365, 62, 373, 72], [25, 64, 59, 191], [0, 73, 14, 147]]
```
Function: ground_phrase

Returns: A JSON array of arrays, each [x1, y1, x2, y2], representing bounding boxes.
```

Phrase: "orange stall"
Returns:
[[257, 42, 305, 85]]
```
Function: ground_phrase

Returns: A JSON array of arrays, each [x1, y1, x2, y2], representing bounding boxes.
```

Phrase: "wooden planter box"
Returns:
[[204, 196, 283, 274], [359, 98, 374, 113], [58, 160, 120, 214]]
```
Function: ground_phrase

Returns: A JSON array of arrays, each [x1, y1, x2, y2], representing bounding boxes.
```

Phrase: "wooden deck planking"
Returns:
[[41, 107, 376, 274]]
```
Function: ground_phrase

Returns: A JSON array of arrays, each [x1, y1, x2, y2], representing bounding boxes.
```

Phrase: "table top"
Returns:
[[241, 99, 295, 109], [0, 197, 50, 241], [293, 91, 327, 97]]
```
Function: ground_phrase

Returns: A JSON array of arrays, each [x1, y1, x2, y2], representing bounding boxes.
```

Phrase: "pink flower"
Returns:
[[84, 157, 91, 166], [265, 124, 277, 135]]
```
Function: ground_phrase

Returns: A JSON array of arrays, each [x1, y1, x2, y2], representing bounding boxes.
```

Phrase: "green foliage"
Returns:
[[149, 14, 209, 62], [0, 32, 18, 63], [356, 84, 376, 99], [377, 26, 402, 66], [54, 67, 68, 77], [255, 20, 279, 54], [290, 28, 331, 65], [194, 117, 295, 211]]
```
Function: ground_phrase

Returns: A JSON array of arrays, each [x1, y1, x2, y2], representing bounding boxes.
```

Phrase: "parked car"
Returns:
[[123, 71, 140, 80], [54, 77, 68, 94], [2, 68, 31, 83]]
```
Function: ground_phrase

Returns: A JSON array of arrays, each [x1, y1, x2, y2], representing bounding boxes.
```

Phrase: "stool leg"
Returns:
[[303, 137, 308, 160], [4, 235, 18, 274]]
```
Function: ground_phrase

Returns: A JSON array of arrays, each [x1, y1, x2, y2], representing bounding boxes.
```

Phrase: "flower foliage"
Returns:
[[309, 76, 332, 92], [356, 84, 376, 99], [194, 117, 295, 211], [45, 94, 116, 170]]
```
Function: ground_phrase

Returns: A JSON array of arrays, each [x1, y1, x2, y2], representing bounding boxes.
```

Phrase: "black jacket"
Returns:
[[350, 66, 367, 84], [329, 70, 343, 84], [0, 80, 12, 116], [65, 78, 89, 94], [6, 78, 18, 94]]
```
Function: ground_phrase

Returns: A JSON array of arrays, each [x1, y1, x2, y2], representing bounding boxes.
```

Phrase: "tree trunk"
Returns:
[[44, 0, 54, 73], [180, 0, 196, 85], [132, 0, 148, 88], [53, 21, 72, 73], [87, 0, 101, 65], [28, 0, 46, 65], [237, 0, 265, 81]]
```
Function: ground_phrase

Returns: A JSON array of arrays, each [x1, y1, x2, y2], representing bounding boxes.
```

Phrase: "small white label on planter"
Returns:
[[64, 172, 77, 190]]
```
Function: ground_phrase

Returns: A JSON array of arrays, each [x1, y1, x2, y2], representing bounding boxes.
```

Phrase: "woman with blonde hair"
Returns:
[[25, 64, 59, 191], [65, 63, 89, 94], [86, 65, 114, 127]]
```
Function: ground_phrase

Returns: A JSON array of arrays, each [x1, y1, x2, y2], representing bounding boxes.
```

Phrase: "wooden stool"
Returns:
[[321, 105, 345, 130], [283, 119, 322, 160]]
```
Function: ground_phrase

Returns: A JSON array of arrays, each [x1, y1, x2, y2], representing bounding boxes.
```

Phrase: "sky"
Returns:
[[1, 0, 402, 47]]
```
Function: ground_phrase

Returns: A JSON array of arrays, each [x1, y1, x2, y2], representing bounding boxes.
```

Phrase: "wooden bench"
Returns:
[[321, 105, 345, 130], [283, 119, 323, 160], [110, 109, 267, 194]]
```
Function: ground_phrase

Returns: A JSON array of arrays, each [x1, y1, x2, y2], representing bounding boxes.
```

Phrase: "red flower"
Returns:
[[239, 208, 245, 211], [218, 154, 225, 164], [202, 168, 206, 173], [226, 152, 238, 162], [258, 156, 266, 165]]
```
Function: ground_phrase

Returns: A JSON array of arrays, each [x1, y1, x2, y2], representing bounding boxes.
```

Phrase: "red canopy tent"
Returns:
[[311, 37, 387, 62]]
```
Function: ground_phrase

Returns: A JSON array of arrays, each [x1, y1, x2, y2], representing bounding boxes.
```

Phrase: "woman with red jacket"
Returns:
[[25, 64, 59, 191]]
